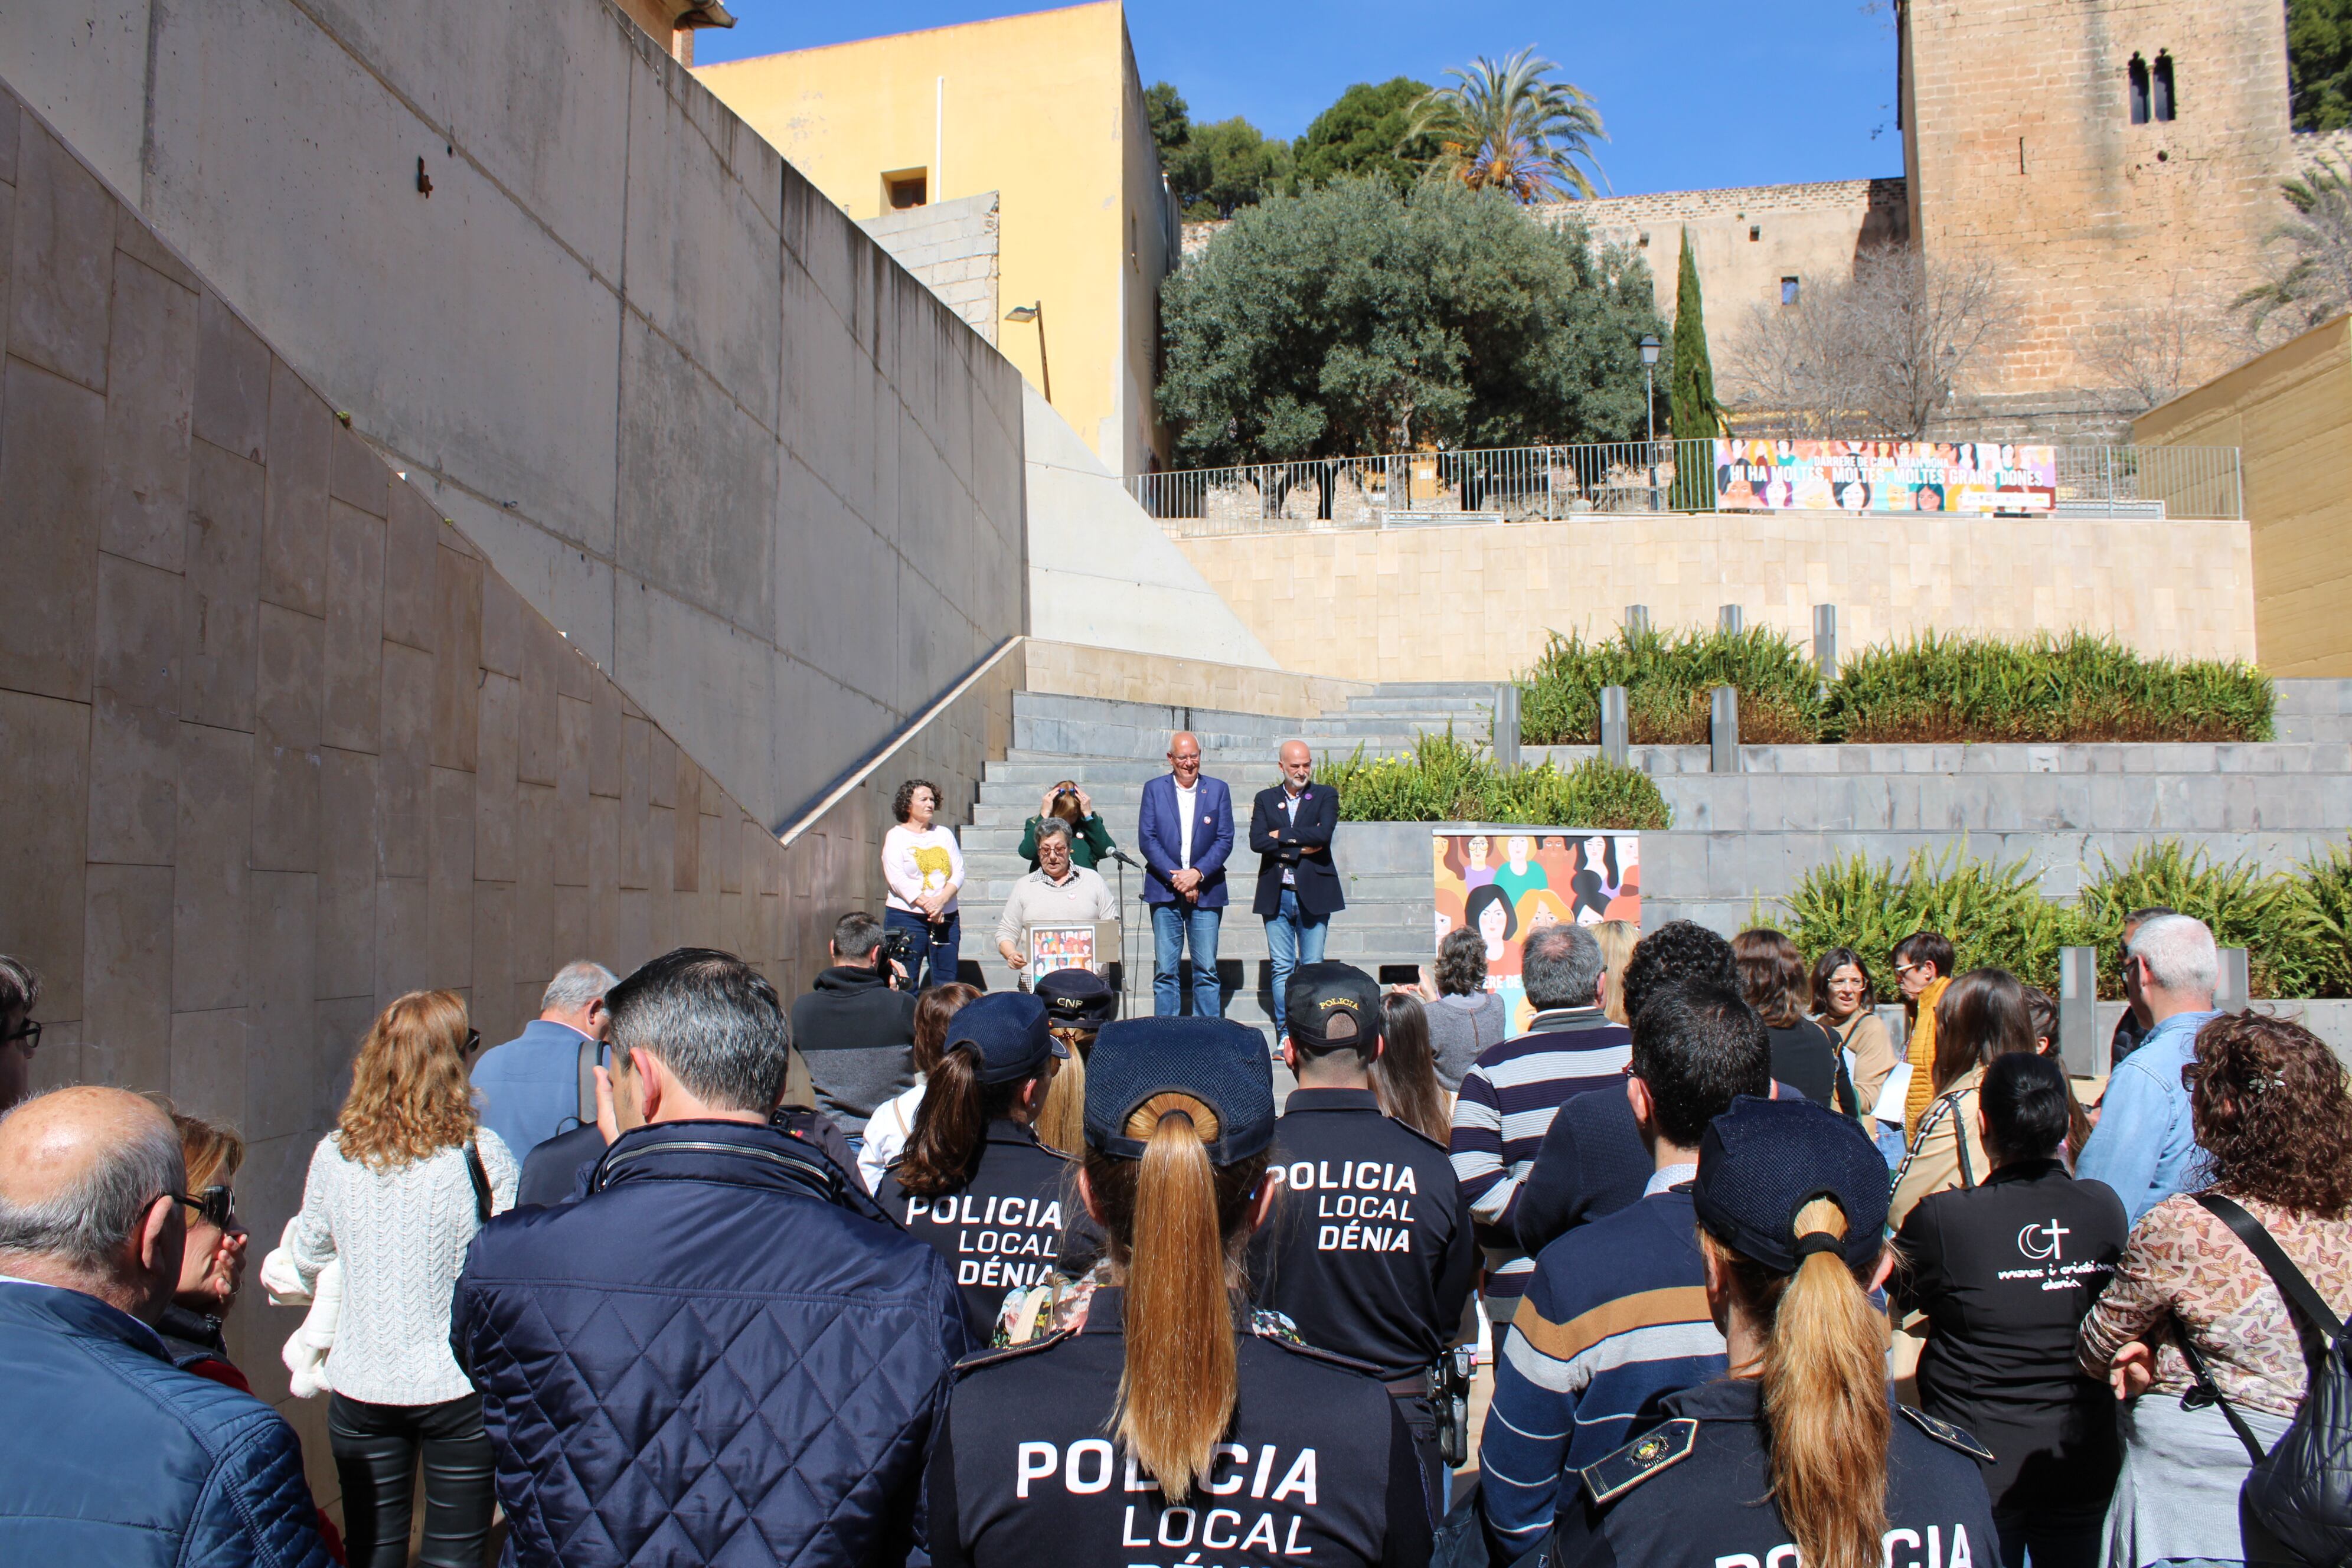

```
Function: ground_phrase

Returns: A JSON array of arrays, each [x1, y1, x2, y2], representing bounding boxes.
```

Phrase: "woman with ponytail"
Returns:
[[1552, 1096, 1998, 1568], [874, 991, 1085, 1335], [927, 1016, 1434, 1568]]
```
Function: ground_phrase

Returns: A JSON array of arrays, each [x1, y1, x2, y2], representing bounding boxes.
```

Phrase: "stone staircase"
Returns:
[[963, 685, 1506, 1033]]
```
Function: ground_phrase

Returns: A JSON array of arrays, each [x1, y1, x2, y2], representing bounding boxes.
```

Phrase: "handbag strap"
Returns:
[[576, 1037, 601, 1128], [2196, 1193, 2348, 1345], [464, 1139, 494, 1225], [2177, 1334, 2273, 1465]]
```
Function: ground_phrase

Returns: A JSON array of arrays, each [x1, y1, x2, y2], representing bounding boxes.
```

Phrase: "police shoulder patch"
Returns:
[[1899, 1404, 1995, 1463], [952, 1329, 1071, 1378], [1579, 1418, 1698, 1506]]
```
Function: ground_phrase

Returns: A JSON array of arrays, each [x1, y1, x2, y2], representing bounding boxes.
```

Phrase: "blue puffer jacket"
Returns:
[[0, 1278, 337, 1567], [452, 1118, 972, 1567]]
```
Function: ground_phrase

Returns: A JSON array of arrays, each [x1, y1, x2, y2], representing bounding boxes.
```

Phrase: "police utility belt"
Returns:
[[1384, 1345, 1476, 1469]]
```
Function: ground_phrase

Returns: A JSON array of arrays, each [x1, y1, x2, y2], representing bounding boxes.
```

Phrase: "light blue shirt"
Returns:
[[2073, 1008, 2219, 1226], [469, 1019, 599, 1165]]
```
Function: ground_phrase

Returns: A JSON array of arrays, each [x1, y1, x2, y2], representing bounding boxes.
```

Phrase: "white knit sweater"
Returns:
[[288, 1129, 518, 1406]]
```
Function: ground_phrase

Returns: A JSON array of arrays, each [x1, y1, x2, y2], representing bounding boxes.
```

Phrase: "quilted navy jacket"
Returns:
[[0, 1278, 337, 1567], [452, 1118, 972, 1567]]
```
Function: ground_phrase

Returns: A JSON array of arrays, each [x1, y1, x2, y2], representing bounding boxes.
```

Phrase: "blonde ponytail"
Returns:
[[1709, 1197, 1891, 1568], [1033, 1031, 1089, 1156], [1082, 1092, 1268, 1502]]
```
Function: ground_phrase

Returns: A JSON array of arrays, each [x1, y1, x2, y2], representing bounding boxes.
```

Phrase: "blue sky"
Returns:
[[695, 0, 1903, 195]]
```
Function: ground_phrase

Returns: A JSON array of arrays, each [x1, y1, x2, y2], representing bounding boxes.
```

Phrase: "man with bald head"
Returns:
[[1251, 740, 1345, 1015], [0, 1087, 335, 1564], [1138, 729, 1235, 1016]]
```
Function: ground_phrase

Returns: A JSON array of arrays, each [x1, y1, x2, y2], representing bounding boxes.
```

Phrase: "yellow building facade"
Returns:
[[697, 1, 1175, 478]]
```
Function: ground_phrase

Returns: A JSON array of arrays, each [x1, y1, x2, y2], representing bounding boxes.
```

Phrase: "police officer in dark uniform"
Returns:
[[926, 1015, 1436, 1568], [1249, 961, 1476, 1504], [1550, 1096, 2000, 1568], [1033, 967, 1116, 1157], [874, 991, 1084, 1336]]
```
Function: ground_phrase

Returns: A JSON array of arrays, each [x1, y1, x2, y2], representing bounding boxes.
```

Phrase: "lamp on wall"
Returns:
[[1639, 332, 1662, 511], [1005, 300, 1051, 404]]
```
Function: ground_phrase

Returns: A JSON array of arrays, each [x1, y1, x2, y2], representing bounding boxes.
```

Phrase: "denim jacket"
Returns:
[[2072, 1008, 2219, 1226]]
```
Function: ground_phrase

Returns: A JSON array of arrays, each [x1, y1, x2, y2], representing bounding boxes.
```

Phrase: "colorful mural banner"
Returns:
[[1432, 831, 1641, 1034], [1711, 439, 2059, 514]]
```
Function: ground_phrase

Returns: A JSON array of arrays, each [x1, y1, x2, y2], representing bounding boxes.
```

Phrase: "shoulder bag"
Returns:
[[2175, 1193, 2352, 1568], [463, 1140, 494, 1224]]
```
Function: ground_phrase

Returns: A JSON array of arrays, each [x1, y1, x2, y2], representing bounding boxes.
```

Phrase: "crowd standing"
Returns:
[[0, 747, 2348, 1568]]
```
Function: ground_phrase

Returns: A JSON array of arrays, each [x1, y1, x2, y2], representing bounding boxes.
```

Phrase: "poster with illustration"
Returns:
[[1432, 830, 1642, 1033], [1711, 439, 2058, 515], [1026, 924, 1097, 990]]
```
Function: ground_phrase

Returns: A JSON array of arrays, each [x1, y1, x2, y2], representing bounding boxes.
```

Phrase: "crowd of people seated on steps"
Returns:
[[0, 805, 2348, 1567]]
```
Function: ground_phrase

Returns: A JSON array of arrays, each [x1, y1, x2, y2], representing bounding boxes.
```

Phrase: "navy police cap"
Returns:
[[1084, 1016, 1275, 1165], [945, 991, 1063, 1085], [1691, 1095, 1891, 1275]]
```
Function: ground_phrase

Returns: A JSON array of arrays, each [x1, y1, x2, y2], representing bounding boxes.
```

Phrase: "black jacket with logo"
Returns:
[[1550, 1378, 1999, 1568], [877, 1119, 1093, 1336], [928, 1286, 1432, 1568], [1247, 1089, 1476, 1382], [1891, 1159, 2129, 1515]]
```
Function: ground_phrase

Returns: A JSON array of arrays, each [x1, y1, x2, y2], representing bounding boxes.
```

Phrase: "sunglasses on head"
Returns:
[[174, 1185, 236, 1230]]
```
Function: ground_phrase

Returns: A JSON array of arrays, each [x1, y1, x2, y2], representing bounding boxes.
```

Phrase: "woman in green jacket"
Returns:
[[1018, 781, 1118, 871]]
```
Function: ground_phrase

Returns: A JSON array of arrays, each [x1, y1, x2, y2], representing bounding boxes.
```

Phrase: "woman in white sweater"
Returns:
[[883, 776, 966, 991], [290, 989, 518, 1568]]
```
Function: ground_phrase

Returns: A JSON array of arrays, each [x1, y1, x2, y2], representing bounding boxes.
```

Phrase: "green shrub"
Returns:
[[1773, 837, 2347, 999], [1828, 632, 2273, 743], [1319, 730, 1671, 828], [1520, 628, 2274, 747], [1518, 626, 1825, 746]]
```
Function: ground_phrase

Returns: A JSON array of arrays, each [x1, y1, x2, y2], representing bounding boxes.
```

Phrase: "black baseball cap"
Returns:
[[1084, 1017, 1275, 1165], [1691, 1095, 1891, 1275], [945, 991, 1063, 1085], [1285, 961, 1382, 1054], [1036, 968, 1116, 1028]]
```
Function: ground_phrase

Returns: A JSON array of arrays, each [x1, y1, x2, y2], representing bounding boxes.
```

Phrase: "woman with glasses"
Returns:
[[1811, 946, 1897, 1116], [0, 953, 41, 1115], [289, 989, 518, 1568], [1892, 930, 1956, 1143], [155, 1108, 253, 1389]]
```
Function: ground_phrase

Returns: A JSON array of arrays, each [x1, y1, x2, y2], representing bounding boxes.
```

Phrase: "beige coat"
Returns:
[[1822, 1009, 1900, 1114], [1889, 1064, 1993, 1230]]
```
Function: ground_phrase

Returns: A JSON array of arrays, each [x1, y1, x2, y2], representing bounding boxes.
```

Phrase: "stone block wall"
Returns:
[[0, 90, 1021, 1511], [861, 191, 1002, 347], [1173, 508, 2256, 684]]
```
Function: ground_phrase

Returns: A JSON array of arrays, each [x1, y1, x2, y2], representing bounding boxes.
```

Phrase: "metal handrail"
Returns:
[[1127, 442, 2243, 536]]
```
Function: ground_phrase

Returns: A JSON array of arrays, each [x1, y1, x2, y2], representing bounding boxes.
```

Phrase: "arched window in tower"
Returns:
[[2128, 53, 2151, 124], [2153, 51, 2177, 121]]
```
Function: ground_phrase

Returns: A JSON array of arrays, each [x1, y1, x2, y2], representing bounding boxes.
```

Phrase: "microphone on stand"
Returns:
[[1104, 848, 1142, 870]]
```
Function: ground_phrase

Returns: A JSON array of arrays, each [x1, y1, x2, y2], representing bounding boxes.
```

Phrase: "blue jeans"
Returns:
[[1151, 902, 1224, 1017], [883, 907, 961, 992], [1265, 886, 1329, 1026]]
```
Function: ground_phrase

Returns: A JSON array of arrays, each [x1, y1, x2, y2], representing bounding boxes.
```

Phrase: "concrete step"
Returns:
[[2272, 678, 2352, 715], [1528, 741, 2352, 776], [1339, 694, 1506, 716]]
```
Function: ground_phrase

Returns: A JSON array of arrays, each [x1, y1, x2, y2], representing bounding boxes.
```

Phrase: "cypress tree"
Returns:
[[1667, 228, 1724, 507]]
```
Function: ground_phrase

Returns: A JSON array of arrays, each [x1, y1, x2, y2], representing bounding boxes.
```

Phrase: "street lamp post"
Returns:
[[1639, 332, 1662, 512], [1005, 300, 1050, 404]]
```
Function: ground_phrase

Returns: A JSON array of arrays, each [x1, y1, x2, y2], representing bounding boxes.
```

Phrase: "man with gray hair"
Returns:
[[2075, 912, 2222, 1224], [1448, 923, 1633, 1308], [0, 1086, 336, 1563], [471, 958, 618, 1164], [454, 948, 968, 1568]]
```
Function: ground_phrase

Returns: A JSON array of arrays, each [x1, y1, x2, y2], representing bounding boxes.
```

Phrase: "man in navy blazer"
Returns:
[[1250, 740, 1345, 1015], [1137, 730, 1234, 1017]]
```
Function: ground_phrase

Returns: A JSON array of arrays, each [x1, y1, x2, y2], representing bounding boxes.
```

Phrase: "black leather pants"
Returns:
[[328, 1391, 496, 1568]]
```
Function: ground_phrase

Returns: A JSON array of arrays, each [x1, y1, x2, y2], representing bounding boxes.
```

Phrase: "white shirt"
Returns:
[[1643, 1161, 1699, 1197], [1175, 780, 1198, 869], [1280, 785, 1304, 886]]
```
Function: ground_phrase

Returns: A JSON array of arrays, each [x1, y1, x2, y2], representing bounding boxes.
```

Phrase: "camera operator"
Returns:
[[1020, 781, 1118, 871], [787, 912, 920, 1133]]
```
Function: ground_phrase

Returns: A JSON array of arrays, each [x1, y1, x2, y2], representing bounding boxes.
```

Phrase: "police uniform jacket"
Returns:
[[1247, 1089, 1477, 1381], [1549, 1378, 2000, 1568], [877, 1119, 1089, 1334], [927, 1286, 1435, 1568]]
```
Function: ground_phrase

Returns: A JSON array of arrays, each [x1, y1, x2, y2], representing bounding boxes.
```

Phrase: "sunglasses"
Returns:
[[1, 1018, 40, 1056], [462, 1028, 483, 1058], [174, 1185, 237, 1230]]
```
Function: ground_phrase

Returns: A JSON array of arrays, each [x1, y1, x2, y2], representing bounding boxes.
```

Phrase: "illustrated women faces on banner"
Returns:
[[1433, 829, 1644, 981]]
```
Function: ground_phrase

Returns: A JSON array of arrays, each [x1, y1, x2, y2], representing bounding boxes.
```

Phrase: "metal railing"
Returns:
[[1128, 441, 2244, 536]]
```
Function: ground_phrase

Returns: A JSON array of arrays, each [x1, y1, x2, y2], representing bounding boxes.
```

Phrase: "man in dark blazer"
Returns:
[[1137, 731, 1236, 1017], [1250, 740, 1345, 1018]]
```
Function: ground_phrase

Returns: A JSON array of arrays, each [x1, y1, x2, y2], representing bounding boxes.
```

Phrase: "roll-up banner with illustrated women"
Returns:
[[1432, 831, 1641, 1034]]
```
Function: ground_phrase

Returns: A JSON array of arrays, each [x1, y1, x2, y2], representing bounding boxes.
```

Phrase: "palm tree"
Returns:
[[1406, 47, 1608, 202], [2235, 155, 2352, 337]]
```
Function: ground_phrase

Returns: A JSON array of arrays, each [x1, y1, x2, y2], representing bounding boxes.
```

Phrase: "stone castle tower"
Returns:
[[1899, 0, 2295, 435]]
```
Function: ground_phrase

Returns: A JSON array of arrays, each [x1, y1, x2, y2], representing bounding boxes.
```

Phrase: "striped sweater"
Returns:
[[1478, 1185, 1727, 1552], [1446, 1010, 1633, 1303]]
